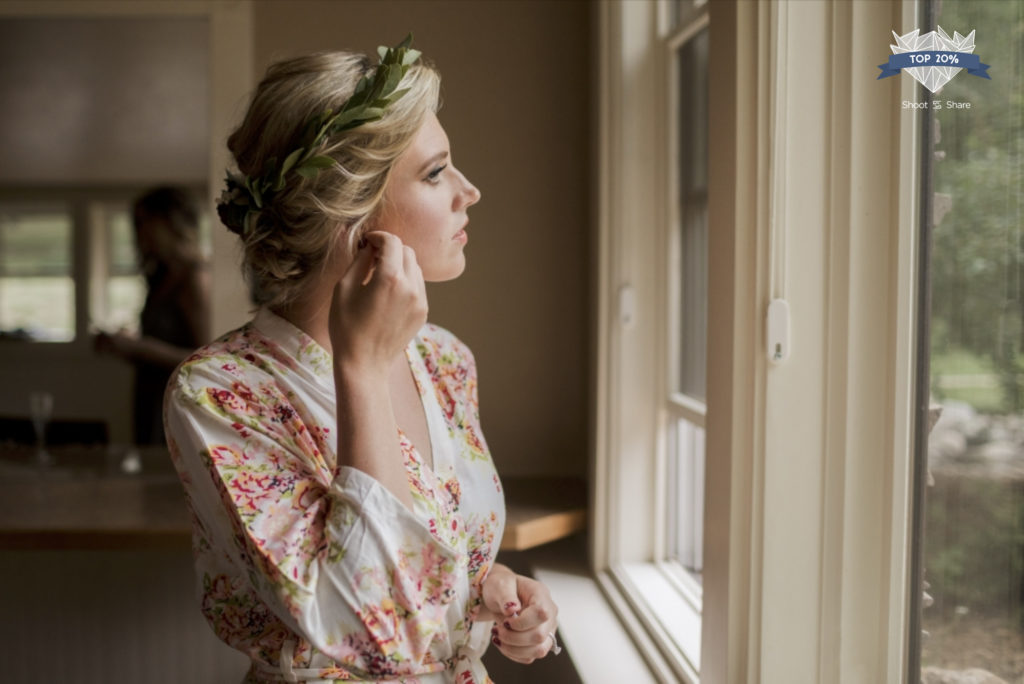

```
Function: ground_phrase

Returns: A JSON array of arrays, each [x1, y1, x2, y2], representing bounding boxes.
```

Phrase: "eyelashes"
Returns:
[[425, 163, 448, 184]]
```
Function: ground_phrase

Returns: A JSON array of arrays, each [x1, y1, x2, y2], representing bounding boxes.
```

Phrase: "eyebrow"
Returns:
[[417, 150, 450, 175]]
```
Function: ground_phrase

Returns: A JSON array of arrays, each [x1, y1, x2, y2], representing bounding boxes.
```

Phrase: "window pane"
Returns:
[[668, 417, 705, 574], [0, 207, 74, 341], [677, 28, 708, 402], [919, 1, 1024, 680], [668, 25, 709, 579], [102, 205, 144, 332]]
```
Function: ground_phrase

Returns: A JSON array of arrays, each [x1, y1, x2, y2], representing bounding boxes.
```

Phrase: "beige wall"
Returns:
[[249, 0, 593, 477]]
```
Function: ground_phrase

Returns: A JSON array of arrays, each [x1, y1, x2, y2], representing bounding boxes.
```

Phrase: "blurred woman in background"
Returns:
[[96, 186, 209, 445]]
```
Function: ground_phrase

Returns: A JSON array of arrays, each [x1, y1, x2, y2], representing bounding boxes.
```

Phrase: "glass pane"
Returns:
[[677, 28, 709, 401], [108, 206, 137, 276], [102, 204, 144, 332], [919, 1, 1024, 680], [668, 417, 705, 575], [0, 208, 74, 341]]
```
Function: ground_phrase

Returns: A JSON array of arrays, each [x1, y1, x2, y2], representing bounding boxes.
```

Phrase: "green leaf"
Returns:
[[382, 64, 403, 93], [300, 155, 336, 170], [295, 166, 320, 179], [388, 87, 411, 103], [283, 148, 304, 171]]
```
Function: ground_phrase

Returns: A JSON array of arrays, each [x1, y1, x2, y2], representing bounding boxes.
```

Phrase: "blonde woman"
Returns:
[[164, 37, 560, 683]]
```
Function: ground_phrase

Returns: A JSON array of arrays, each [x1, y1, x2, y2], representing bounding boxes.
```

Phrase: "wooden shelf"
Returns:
[[499, 477, 588, 551]]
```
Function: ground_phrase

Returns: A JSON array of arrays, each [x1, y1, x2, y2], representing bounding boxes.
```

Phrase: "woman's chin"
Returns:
[[423, 254, 467, 283]]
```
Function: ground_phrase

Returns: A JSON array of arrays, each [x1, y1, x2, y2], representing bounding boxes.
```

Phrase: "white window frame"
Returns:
[[592, 1, 923, 681]]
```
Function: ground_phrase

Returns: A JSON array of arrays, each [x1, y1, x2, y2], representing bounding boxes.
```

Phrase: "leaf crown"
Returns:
[[217, 34, 422, 236]]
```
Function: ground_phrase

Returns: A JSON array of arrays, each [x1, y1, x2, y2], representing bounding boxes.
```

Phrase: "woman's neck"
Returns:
[[272, 281, 335, 355]]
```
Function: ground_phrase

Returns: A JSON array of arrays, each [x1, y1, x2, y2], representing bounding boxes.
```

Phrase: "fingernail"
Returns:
[[504, 602, 519, 613], [503, 621, 512, 629], [492, 637, 501, 646]]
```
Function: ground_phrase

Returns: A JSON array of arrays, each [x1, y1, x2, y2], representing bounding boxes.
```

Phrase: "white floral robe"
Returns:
[[165, 308, 506, 683]]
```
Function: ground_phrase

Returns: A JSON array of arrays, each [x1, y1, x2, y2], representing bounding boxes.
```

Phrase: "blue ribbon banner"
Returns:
[[878, 51, 991, 79]]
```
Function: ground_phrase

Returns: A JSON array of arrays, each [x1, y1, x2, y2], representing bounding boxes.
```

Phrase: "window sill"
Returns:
[[533, 565, 660, 683], [522, 536, 694, 684], [611, 562, 701, 682]]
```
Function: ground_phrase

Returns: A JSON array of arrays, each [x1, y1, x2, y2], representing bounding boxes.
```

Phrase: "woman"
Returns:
[[164, 37, 560, 683], [96, 186, 210, 445]]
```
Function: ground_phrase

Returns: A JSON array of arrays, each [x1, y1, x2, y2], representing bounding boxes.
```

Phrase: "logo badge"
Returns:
[[878, 27, 990, 92]]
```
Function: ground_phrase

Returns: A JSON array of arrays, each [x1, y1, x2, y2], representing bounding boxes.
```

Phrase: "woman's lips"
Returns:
[[453, 228, 468, 244]]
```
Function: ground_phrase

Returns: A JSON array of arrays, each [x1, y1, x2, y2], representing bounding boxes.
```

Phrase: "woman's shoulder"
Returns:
[[169, 321, 281, 401], [418, 322, 477, 370]]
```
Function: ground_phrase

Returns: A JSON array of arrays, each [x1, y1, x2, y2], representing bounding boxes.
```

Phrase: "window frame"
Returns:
[[0, 186, 207, 352], [592, 1, 923, 681]]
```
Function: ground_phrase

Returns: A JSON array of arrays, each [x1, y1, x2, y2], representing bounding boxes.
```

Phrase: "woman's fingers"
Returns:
[[490, 574, 559, 663], [364, 231, 403, 281], [340, 237, 378, 288], [501, 600, 555, 634], [329, 230, 427, 371], [491, 624, 557, 664], [480, 566, 521, 621]]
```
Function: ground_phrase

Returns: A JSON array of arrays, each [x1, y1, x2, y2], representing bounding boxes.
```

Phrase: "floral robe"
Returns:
[[165, 308, 506, 683]]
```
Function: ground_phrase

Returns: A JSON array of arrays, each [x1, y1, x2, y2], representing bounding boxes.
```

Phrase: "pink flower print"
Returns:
[[443, 478, 462, 507], [231, 381, 258, 406], [208, 388, 246, 413], [209, 444, 246, 467], [356, 597, 401, 656]]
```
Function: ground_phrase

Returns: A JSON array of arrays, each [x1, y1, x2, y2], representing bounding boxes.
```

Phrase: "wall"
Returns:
[[248, 0, 593, 478]]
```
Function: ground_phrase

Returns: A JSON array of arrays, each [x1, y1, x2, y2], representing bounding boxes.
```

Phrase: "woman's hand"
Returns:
[[328, 231, 427, 377], [94, 329, 140, 360], [480, 564, 560, 664]]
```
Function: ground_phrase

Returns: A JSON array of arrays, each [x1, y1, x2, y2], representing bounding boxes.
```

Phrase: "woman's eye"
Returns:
[[426, 164, 448, 184]]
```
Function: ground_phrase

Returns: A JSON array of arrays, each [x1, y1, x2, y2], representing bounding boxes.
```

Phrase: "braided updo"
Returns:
[[223, 50, 440, 308]]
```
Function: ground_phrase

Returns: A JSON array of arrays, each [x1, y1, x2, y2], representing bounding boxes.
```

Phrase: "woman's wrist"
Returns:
[[333, 356, 390, 390]]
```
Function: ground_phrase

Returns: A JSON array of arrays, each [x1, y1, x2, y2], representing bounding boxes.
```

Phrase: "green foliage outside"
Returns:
[[926, 473, 1024, 625], [930, 0, 1024, 415], [923, 0, 1024, 662]]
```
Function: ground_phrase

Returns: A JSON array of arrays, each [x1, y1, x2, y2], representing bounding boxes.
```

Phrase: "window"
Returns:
[[666, 17, 709, 577], [0, 203, 74, 341], [0, 190, 206, 344], [95, 201, 147, 334], [595, 1, 924, 681], [913, 0, 1024, 680], [593, 1, 708, 681]]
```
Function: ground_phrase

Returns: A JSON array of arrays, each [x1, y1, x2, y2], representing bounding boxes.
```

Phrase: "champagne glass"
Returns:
[[28, 390, 54, 466]]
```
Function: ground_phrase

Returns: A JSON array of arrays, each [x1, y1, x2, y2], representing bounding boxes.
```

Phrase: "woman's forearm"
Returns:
[[334, 363, 414, 511], [131, 335, 196, 368]]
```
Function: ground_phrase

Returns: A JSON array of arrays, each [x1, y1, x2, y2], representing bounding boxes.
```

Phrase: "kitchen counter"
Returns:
[[0, 446, 586, 550]]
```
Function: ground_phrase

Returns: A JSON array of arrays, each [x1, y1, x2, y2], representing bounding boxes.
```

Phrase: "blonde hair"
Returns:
[[225, 51, 440, 307]]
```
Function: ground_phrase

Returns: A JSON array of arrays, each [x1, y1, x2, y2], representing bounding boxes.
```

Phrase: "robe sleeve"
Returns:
[[164, 361, 464, 678]]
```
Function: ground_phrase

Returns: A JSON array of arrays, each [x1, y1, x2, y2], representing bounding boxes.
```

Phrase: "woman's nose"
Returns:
[[455, 167, 481, 208]]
